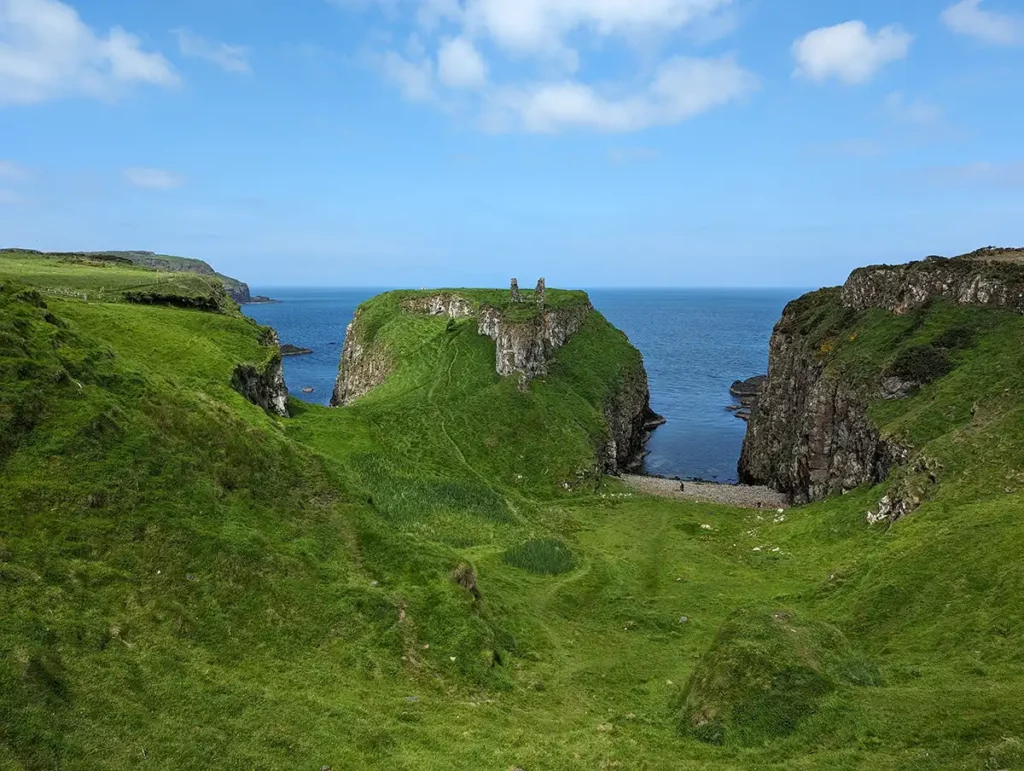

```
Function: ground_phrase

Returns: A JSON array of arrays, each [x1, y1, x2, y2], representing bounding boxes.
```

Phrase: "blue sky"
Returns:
[[1, 0, 1022, 288]]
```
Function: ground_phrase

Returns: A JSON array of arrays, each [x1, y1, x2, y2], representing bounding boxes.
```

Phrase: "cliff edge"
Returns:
[[740, 246, 1022, 504]]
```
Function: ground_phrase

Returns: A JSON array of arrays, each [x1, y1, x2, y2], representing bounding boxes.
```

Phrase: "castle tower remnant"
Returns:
[[535, 277, 546, 305], [510, 278, 522, 303]]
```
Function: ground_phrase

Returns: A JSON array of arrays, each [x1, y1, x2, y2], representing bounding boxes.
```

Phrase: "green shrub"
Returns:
[[933, 325, 976, 350], [886, 344, 953, 385], [503, 538, 576, 575]]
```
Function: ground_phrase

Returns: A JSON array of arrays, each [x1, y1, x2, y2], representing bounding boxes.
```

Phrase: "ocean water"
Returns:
[[243, 287, 800, 483]]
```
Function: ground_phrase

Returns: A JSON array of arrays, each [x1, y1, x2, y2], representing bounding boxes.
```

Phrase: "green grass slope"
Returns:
[[2, 274, 1024, 769], [0, 249, 247, 308]]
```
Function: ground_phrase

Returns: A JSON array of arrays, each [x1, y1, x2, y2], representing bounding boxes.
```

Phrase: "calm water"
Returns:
[[243, 287, 800, 483]]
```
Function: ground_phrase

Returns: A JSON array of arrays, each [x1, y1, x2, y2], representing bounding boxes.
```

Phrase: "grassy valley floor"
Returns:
[[3, 253, 1024, 769]]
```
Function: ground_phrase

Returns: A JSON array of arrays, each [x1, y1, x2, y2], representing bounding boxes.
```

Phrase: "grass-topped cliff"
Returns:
[[0, 249, 252, 305], [4, 252, 1024, 769]]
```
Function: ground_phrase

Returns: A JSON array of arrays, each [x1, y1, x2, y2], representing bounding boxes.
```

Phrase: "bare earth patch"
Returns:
[[620, 474, 789, 510]]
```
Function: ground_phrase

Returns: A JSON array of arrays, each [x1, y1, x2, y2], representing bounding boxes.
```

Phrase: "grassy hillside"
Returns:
[[3, 265, 1024, 769], [0, 249, 250, 304]]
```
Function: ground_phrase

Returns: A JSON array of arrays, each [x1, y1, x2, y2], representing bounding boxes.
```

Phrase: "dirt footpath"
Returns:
[[620, 474, 789, 510]]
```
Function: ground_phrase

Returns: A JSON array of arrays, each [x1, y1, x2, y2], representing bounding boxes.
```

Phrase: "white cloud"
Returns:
[[173, 28, 251, 74], [0, 160, 31, 181], [885, 92, 943, 124], [123, 168, 184, 190], [437, 36, 487, 89], [0, 0, 179, 105], [941, 0, 1023, 45], [792, 21, 912, 85], [378, 50, 435, 102], [487, 55, 756, 133], [341, 0, 754, 133], [462, 0, 733, 55]]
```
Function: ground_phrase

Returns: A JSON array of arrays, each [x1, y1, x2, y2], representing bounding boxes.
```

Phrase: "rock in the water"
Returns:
[[729, 375, 766, 420], [280, 343, 313, 356]]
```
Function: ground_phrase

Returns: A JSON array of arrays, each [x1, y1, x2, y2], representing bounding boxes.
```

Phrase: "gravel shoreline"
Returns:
[[620, 474, 789, 510]]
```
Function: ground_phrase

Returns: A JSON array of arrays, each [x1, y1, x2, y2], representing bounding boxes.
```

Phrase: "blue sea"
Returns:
[[243, 287, 800, 483]]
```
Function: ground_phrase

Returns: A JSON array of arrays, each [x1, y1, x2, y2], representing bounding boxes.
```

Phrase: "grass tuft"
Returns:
[[503, 538, 576, 575]]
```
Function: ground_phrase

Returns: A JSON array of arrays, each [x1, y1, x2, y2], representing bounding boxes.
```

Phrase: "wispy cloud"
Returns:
[[483, 56, 757, 134], [792, 21, 912, 85], [338, 0, 756, 134], [917, 161, 1024, 187], [173, 28, 252, 74], [0, 161, 32, 182], [123, 168, 185, 190], [0, 189, 29, 206], [885, 92, 944, 124], [0, 0, 179, 105], [941, 0, 1024, 45]]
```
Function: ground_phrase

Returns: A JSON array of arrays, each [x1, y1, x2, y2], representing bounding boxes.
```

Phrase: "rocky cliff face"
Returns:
[[741, 249, 1023, 503], [602, 362, 665, 473], [841, 253, 1024, 315], [330, 313, 392, 407], [477, 304, 590, 380], [738, 296, 906, 502], [231, 329, 289, 417]]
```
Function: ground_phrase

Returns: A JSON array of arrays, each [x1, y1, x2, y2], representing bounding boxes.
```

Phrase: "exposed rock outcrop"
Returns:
[[841, 251, 1024, 315], [738, 292, 906, 503], [477, 303, 590, 380], [602, 362, 665, 473], [729, 375, 766, 421], [232, 329, 289, 416], [741, 248, 1022, 503], [330, 313, 392, 406], [402, 294, 474, 319]]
